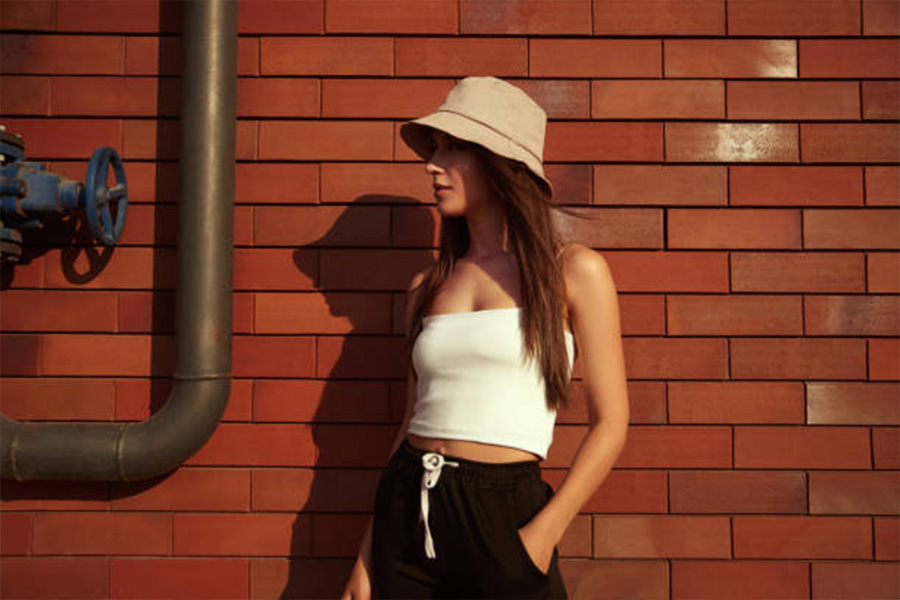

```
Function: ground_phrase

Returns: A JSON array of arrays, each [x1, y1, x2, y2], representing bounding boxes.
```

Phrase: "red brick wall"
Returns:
[[1, 0, 898, 598]]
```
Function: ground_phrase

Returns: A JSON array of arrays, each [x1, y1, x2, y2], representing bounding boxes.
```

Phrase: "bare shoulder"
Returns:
[[559, 242, 616, 306]]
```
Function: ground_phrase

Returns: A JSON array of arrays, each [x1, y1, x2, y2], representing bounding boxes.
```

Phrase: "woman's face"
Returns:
[[424, 129, 491, 217]]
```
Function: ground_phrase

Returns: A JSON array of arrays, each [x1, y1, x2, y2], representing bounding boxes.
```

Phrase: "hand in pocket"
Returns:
[[516, 522, 553, 576]]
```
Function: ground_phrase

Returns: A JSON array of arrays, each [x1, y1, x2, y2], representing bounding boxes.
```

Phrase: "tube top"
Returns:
[[408, 307, 575, 460]]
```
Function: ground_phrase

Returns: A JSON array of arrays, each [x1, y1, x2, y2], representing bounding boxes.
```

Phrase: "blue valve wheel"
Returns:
[[84, 146, 128, 246]]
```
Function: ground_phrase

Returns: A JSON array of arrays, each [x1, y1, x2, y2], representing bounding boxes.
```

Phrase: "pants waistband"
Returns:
[[397, 437, 542, 484]]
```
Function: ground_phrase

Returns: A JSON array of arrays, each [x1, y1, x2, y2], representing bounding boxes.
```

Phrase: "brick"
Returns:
[[232, 336, 316, 378], [561, 559, 668, 599], [0, 75, 50, 115], [33, 512, 171, 555], [668, 294, 802, 336], [40, 334, 174, 376], [259, 120, 392, 160], [174, 512, 302, 556], [728, 0, 860, 35], [253, 465, 383, 512], [0, 557, 108, 599], [808, 382, 900, 425], [0, 117, 122, 160], [187, 423, 316, 467], [732, 252, 865, 292], [863, 80, 900, 119], [732, 337, 867, 380], [327, 0, 456, 34], [237, 162, 319, 205], [868, 252, 900, 293], [874, 427, 899, 469], [320, 248, 434, 290], [669, 208, 801, 249], [805, 295, 900, 335], [670, 470, 807, 514], [254, 205, 390, 247], [735, 426, 871, 468], [673, 560, 809, 600], [667, 40, 796, 78], [0, 377, 115, 420], [0, 0, 54, 30], [592, 0, 724, 35], [324, 78, 452, 118], [801, 39, 900, 78], [593, 515, 731, 558], [316, 335, 406, 379], [876, 516, 900, 560], [234, 248, 316, 291], [54, 0, 174, 33], [0, 289, 117, 331], [605, 251, 729, 292], [111, 557, 249, 600], [730, 165, 862, 206], [254, 291, 392, 334], [592, 79, 723, 119], [112, 469, 250, 512], [729, 80, 859, 120], [866, 167, 900, 207], [870, 337, 900, 380], [669, 381, 805, 423], [734, 516, 871, 559], [546, 122, 663, 162], [594, 165, 726, 206], [239, 0, 322, 34], [802, 123, 900, 163], [261, 37, 393, 76], [238, 77, 319, 118], [0, 34, 125, 75], [530, 39, 660, 78], [395, 37, 527, 76], [616, 425, 732, 468], [0, 334, 40, 376], [666, 122, 799, 162], [812, 561, 900, 600], [810, 471, 900, 515], [460, 0, 591, 35], [0, 512, 32, 555], [251, 557, 352, 600], [864, 0, 900, 35]]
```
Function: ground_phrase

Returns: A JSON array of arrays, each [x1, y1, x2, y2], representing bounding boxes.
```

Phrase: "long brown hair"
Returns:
[[400, 135, 590, 412]]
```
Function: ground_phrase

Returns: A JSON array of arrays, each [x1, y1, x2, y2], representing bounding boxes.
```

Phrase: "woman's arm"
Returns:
[[530, 244, 630, 545]]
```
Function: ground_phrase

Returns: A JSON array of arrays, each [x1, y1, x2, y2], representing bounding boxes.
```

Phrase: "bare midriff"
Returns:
[[406, 432, 541, 463]]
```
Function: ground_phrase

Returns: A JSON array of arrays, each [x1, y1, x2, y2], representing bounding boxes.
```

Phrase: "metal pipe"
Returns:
[[0, 0, 237, 481]]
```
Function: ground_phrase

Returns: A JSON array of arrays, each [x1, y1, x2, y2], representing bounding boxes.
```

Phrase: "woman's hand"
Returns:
[[341, 554, 373, 600], [517, 522, 554, 576]]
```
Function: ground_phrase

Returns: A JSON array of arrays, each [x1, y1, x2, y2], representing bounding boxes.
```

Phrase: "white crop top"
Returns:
[[408, 307, 575, 460]]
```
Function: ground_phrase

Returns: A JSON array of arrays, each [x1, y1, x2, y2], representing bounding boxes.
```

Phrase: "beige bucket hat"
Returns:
[[399, 76, 553, 197]]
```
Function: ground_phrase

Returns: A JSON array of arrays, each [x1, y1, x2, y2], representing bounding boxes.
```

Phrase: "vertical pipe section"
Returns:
[[116, 0, 237, 480]]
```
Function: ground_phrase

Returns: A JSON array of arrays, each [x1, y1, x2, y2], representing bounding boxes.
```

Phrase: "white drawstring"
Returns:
[[419, 451, 459, 559]]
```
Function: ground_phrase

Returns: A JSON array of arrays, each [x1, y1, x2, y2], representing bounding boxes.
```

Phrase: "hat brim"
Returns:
[[400, 111, 553, 198]]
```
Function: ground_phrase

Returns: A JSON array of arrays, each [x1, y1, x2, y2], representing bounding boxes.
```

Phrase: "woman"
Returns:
[[342, 76, 629, 600]]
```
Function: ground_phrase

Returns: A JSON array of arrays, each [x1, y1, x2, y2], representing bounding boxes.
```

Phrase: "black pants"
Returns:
[[371, 438, 568, 599]]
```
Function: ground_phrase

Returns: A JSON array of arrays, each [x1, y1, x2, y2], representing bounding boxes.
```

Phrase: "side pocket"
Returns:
[[512, 523, 551, 578], [509, 479, 553, 579]]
